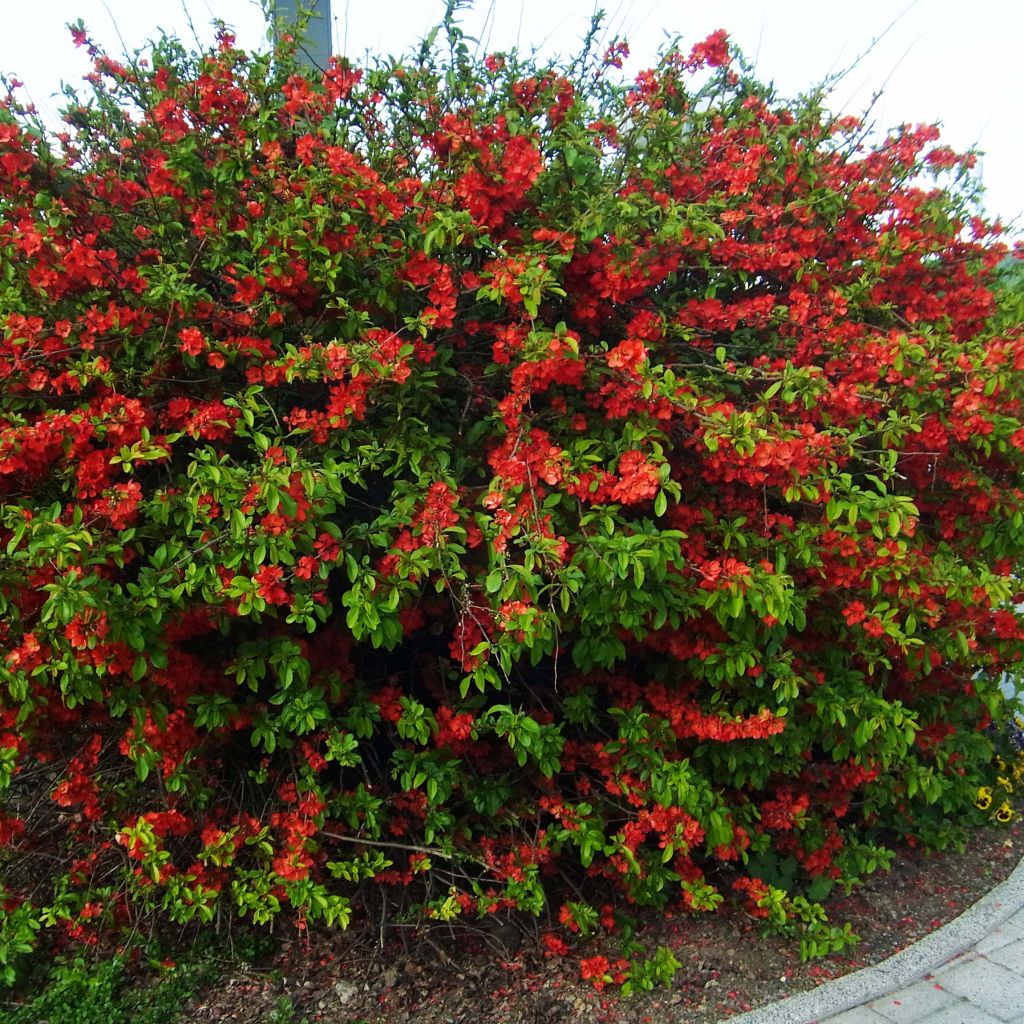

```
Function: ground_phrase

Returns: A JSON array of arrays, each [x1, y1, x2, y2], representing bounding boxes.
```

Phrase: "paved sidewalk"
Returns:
[[726, 852, 1024, 1024], [824, 911, 1024, 1024]]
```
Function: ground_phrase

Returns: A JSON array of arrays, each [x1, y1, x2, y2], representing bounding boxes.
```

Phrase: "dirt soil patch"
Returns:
[[182, 820, 1022, 1024]]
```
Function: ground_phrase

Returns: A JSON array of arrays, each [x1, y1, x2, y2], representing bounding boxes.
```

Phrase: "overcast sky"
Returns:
[[1, 1, 1020, 233]]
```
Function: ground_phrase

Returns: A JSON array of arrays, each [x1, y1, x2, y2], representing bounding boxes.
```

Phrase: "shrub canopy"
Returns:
[[0, 10, 1023, 983]]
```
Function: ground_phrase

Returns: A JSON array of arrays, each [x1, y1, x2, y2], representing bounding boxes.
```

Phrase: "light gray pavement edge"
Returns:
[[723, 849, 1024, 1024]]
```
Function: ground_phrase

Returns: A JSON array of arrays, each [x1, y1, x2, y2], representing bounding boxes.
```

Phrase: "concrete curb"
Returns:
[[722, 847, 1024, 1024]]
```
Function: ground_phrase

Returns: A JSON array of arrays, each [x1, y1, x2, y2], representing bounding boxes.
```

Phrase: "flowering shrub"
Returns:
[[1, 7, 1023, 987]]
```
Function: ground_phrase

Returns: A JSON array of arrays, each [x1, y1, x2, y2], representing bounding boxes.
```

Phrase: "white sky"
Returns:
[[0, 1, 1021, 233]]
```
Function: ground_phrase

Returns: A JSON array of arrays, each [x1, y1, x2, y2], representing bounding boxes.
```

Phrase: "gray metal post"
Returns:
[[273, 0, 333, 70]]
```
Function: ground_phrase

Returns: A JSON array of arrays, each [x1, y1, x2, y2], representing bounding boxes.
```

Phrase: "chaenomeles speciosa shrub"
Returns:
[[1, 2, 1023, 992]]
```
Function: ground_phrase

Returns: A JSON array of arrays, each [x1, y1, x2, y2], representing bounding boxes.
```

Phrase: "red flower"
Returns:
[[372, 684, 404, 724], [435, 707, 475, 747], [253, 565, 289, 605], [688, 29, 730, 68], [603, 42, 629, 68], [558, 903, 579, 932], [177, 327, 206, 357], [862, 617, 886, 638], [606, 338, 648, 372], [580, 955, 611, 989], [842, 601, 868, 626], [610, 450, 660, 505], [541, 932, 570, 957]]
